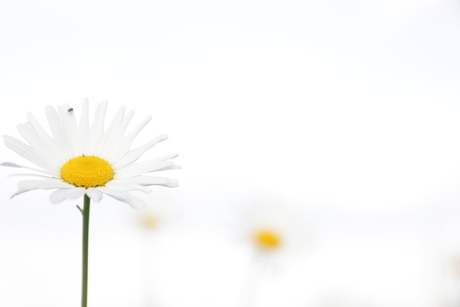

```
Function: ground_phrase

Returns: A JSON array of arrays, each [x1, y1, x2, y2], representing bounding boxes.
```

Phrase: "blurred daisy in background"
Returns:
[[236, 196, 311, 307], [436, 253, 460, 307], [241, 198, 311, 264], [133, 194, 179, 307], [135, 198, 176, 233]]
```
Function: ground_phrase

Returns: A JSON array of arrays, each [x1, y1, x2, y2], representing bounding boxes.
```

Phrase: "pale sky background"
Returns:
[[1, 0, 460, 306]]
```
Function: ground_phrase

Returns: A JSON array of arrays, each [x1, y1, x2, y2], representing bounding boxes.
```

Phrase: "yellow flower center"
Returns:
[[255, 230, 281, 249], [61, 155, 114, 188], [140, 214, 157, 230]]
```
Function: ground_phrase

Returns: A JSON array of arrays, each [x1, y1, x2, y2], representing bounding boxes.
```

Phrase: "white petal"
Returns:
[[49, 189, 68, 204], [12, 179, 74, 198], [87, 101, 108, 155], [26, 112, 66, 165], [3, 136, 60, 175], [111, 134, 168, 168], [121, 176, 179, 188], [122, 115, 152, 151], [98, 106, 126, 159], [100, 109, 136, 161], [115, 160, 179, 179], [79, 98, 91, 153], [67, 187, 87, 199], [118, 110, 135, 135], [58, 104, 81, 156], [109, 116, 152, 162], [17, 123, 63, 169], [86, 188, 103, 202], [97, 187, 146, 208], [45, 105, 73, 158], [1, 162, 55, 176], [49, 187, 86, 204], [7, 173, 55, 179], [151, 153, 179, 162], [104, 180, 152, 193]]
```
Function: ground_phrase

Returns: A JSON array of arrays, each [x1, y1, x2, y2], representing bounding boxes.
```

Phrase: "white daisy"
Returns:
[[2, 98, 179, 208], [240, 199, 310, 261], [135, 196, 176, 231], [236, 198, 311, 307]]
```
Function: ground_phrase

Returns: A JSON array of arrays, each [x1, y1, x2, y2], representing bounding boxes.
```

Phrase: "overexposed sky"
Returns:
[[1, 0, 460, 306]]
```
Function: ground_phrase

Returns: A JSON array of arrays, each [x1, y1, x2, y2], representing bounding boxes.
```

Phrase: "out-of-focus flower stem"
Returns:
[[239, 254, 269, 307]]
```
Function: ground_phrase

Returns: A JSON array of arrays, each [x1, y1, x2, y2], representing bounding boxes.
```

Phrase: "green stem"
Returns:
[[82, 194, 91, 307]]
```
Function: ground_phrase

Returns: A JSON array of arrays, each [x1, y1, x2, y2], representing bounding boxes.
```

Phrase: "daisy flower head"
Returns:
[[135, 195, 177, 232], [2, 98, 180, 208], [240, 198, 310, 262]]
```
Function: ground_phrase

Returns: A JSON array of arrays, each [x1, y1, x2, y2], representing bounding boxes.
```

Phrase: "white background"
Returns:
[[1, 0, 460, 306]]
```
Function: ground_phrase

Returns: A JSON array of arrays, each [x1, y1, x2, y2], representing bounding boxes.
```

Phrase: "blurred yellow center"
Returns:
[[61, 156, 114, 188], [140, 214, 157, 230], [255, 230, 281, 249]]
